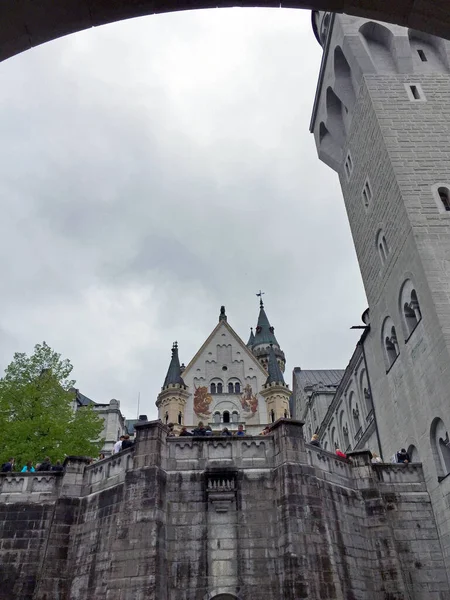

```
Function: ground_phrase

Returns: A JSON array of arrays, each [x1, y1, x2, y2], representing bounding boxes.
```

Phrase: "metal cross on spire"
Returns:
[[256, 290, 265, 308]]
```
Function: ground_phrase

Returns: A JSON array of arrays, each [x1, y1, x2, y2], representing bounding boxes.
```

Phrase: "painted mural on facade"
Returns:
[[193, 385, 212, 418], [240, 383, 258, 419]]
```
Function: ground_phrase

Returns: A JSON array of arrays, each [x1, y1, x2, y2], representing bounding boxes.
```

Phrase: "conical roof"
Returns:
[[247, 327, 255, 348], [253, 300, 279, 347], [163, 342, 185, 388], [266, 344, 285, 385]]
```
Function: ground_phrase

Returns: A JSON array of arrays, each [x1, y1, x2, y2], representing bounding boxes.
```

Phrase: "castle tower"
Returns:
[[249, 298, 286, 373], [260, 344, 291, 423], [310, 12, 450, 570], [156, 342, 189, 429]]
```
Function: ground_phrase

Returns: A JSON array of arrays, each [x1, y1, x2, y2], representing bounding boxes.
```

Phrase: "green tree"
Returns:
[[0, 342, 104, 469]]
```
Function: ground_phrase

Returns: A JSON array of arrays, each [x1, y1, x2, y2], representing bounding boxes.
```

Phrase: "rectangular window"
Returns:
[[405, 82, 426, 102], [344, 152, 353, 181], [362, 179, 372, 209], [410, 85, 420, 99], [417, 49, 427, 62]]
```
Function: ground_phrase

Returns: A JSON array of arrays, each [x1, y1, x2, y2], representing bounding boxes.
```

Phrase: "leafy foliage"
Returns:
[[0, 342, 104, 468]]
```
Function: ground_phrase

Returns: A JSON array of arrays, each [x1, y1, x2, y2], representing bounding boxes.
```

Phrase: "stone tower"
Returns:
[[156, 342, 189, 429], [260, 344, 291, 422], [310, 12, 450, 571]]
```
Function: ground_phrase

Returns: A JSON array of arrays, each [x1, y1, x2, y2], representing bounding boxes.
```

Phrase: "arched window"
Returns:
[[232, 411, 239, 423], [399, 280, 422, 338], [359, 22, 398, 73], [359, 370, 373, 415], [228, 382, 234, 394], [234, 382, 240, 394], [213, 412, 221, 424], [223, 411, 230, 424], [324, 441, 329, 451], [270, 409, 275, 423], [353, 405, 361, 435], [333, 46, 356, 110], [430, 418, 450, 477], [164, 412, 169, 425], [343, 424, 350, 450], [178, 412, 182, 426], [217, 383, 223, 394], [284, 409, 289, 419], [376, 229, 389, 266], [407, 444, 420, 463], [331, 426, 339, 450], [210, 383, 216, 394], [340, 410, 350, 450], [438, 187, 450, 211], [382, 317, 400, 370]]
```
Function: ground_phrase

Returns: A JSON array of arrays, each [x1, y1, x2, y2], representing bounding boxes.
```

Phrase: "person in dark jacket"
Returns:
[[51, 460, 64, 472], [121, 435, 134, 450], [310, 434, 321, 448], [179, 427, 192, 436], [37, 457, 52, 471], [1, 458, 14, 472], [192, 422, 206, 436], [396, 448, 410, 464], [221, 428, 232, 437]]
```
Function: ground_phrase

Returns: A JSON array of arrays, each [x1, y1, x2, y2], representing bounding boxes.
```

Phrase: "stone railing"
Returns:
[[306, 444, 354, 482], [166, 435, 273, 471], [82, 447, 134, 494], [372, 462, 426, 490], [0, 472, 62, 503]]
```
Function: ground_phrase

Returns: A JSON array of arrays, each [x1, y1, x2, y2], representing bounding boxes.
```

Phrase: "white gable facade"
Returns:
[[181, 320, 269, 434]]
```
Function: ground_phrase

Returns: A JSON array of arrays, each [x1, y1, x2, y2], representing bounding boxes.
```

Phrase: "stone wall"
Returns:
[[0, 421, 448, 599]]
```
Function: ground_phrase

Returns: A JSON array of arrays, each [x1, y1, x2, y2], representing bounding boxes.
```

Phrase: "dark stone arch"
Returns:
[[0, 1, 450, 65]]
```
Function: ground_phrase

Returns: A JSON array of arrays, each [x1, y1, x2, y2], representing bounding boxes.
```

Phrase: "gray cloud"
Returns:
[[0, 8, 366, 419]]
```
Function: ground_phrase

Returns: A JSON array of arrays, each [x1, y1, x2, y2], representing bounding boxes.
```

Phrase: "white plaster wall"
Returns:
[[181, 321, 269, 429]]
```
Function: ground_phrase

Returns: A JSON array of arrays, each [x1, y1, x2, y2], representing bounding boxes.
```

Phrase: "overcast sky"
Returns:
[[0, 8, 367, 420]]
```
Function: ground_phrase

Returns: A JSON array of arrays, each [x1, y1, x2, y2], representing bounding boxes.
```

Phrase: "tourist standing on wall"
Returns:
[[21, 461, 34, 472], [113, 435, 125, 454], [1, 458, 14, 472], [310, 434, 321, 447]]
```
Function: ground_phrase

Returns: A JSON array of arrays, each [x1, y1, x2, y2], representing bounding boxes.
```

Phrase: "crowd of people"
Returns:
[[308, 433, 411, 464], [1, 457, 65, 473], [166, 422, 273, 437]]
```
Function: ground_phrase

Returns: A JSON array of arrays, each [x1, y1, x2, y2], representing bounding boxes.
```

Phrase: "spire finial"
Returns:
[[256, 290, 265, 308]]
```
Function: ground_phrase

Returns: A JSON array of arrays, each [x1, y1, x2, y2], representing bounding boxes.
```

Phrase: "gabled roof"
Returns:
[[266, 345, 285, 385], [163, 342, 185, 388], [71, 388, 96, 407], [253, 302, 279, 347], [182, 317, 268, 379], [293, 369, 344, 391]]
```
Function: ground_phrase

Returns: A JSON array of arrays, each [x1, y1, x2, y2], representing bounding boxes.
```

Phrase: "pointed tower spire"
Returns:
[[266, 344, 285, 385], [251, 294, 285, 373], [247, 327, 255, 348], [163, 342, 185, 388], [157, 342, 189, 432]]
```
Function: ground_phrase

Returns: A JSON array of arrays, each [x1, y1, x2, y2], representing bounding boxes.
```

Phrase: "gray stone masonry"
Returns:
[[0, 420, 449, 599]]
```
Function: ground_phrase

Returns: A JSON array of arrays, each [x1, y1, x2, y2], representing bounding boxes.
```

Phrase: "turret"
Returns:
[[260, 345, 291, 423], [156, 342, 189, 430], [251, 297, 286, 373]]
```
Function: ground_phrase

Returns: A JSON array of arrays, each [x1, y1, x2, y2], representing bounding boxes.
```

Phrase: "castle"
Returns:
[[2, 9, 450, 599], [155, 302, 290, 436]]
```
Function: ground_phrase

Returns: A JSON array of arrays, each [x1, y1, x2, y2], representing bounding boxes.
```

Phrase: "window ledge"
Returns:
[[438, 472, 450, 483], [386, 353, 400, 374], [404, 318, 422, 344]]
